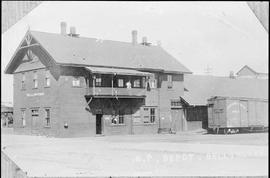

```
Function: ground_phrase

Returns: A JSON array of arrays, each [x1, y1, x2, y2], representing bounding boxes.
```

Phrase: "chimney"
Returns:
[[60, 22, 67, 35], [132, 30, 137, 45]]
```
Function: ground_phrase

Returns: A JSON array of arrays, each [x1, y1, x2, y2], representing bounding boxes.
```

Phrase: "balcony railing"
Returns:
[[86, 87, 146, 98]]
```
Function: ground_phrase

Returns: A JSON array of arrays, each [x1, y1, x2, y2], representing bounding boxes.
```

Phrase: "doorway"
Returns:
[[171, 108, 184, 132], [96, 114, 103, 134]]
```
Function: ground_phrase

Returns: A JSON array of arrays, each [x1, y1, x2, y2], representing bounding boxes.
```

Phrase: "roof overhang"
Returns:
[[85, 95, 146, 99], [85, 66, 153, 76]]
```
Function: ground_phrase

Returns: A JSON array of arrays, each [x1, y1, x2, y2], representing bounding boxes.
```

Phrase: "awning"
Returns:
[[85, 95, 146, 99], [85, 66, 153, 76]]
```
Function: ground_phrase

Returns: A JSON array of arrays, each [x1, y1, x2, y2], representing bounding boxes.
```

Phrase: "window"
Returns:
[[45, 70, 50, 87], [171, 100, 181, 107], [33, 71, 38, 89], [143, 108, 150, 123], [150, 79, 156, 88], [31, 109, 39, 116], [111, 111, 124, 125], [150, 108, 155, 123], [119, 111, 124, 124], [21, 73, 26, 90], [167, 75, 172, 89], [21, 109, 26, 127], [95, 77, 102, 87], [31, 109, 39, 127], [133, 79, 141, 88], [118, 79, 124, 88], [72, 77, 80, 87], [45, 108, 50, 127], [142, 107, 156, 123]]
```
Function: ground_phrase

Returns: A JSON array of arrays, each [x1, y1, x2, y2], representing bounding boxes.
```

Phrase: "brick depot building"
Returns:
[[5, 23, 194, 137]]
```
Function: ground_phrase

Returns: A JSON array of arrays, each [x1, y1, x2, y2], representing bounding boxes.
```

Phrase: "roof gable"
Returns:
[[4, 31, 56, 74], [236, 65, 258, 76]]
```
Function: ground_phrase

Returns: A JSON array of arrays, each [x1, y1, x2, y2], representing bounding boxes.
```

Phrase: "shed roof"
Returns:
[[5, 30, 191, 74], [182, 74, 268, 106]]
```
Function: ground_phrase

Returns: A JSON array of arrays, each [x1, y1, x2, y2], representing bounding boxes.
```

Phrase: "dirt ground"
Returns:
[[1, 130, 268, 177]]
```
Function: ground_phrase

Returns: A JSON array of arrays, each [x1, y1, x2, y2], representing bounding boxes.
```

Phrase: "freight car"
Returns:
[[207, 96, 268, 134]]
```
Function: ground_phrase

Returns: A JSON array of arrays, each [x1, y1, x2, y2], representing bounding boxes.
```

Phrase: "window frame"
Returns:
[[167, 74, 173, 89], [133, 78, 141, 88], [21, 109, 26, 127], [44, 70, 50, 88], [21, 73, 26, 90], [95, 77, 102, 87], [44, 108, 51, 127], [111, 110, 125, 125], [150, 108, 155, 123], [118, 78, 124, 88], [33, 71, 38, 89]]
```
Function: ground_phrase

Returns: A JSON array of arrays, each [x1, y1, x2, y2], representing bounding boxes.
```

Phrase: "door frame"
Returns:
[[96, 114, 103, 134]]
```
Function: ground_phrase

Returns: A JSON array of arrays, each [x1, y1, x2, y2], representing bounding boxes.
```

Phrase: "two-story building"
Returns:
[[5, 22, 191, 137]]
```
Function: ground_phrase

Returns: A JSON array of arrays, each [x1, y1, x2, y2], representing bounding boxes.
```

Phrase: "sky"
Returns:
[[1, 1, 268, 104]]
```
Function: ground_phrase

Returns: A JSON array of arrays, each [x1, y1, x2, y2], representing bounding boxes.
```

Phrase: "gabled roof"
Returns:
[[236, 65, 268, 75], [5, 30, 191, 74], [182, 74, 268, 106]]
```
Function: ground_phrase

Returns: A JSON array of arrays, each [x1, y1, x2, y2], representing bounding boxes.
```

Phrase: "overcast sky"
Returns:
[[1, 1, 268, 104]]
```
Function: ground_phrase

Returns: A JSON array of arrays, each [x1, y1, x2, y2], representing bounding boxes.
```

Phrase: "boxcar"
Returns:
[[207, 96, 268, 134]]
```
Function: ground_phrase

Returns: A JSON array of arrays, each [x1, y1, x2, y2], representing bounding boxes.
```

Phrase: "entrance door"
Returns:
[[239, 100, 248, 127], [171, 108, 184, 132], [96, 114, 103, 134]]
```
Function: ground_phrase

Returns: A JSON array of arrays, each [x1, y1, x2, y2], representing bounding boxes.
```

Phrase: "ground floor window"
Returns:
[[150, 108, 155, 123], [142, 107, 156, 123], [45, 108, 51, 127], [31, 109, 39, 127], [111, 111, 124, 125], [21, 109, 26, 127]]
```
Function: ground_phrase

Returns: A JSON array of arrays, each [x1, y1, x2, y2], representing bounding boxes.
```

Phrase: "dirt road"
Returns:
[[1, 132, 268, 177]]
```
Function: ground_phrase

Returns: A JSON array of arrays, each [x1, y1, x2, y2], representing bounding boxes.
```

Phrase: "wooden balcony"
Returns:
[[86, 87, 146, 98]]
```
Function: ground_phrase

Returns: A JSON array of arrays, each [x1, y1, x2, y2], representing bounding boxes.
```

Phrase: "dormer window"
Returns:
[[33, 71, 38, 89]]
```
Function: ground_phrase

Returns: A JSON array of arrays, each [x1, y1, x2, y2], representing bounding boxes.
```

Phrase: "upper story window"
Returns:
[[171, 100, 181, 107], [21, 73, 26, 90], [150, 79, 156, 89], [45, 70, 50, 87], [72, 77, 80, 87], [95, 77, 102, 87], [33, 71, 38, 89], [133, 79, 141, 88], [118, 79, 124, 88], [167, 75, 173, 89]]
